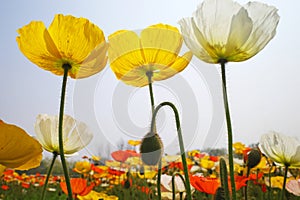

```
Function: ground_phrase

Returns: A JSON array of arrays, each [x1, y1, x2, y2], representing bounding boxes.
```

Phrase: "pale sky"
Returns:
[[1, 0, 300, 159]]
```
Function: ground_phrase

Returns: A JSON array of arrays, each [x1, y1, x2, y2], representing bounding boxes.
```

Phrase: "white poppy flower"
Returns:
[[35, 114, 93, 155], [161, 174, 186, 193], [286, 179, 300, 196], [259, 131, 300, 167], [178, 0, 279, 63]]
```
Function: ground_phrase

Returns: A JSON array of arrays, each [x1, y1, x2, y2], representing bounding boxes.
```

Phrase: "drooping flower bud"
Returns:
[[140, 132, 163, 166]]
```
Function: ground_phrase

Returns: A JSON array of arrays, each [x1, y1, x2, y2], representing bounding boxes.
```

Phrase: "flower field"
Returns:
[[1, 142, 300, 200], [1, 0, 300, 199]]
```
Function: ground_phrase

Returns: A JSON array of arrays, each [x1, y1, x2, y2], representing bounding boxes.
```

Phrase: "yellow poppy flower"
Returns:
[[188, 150, 201, 157], [128, 139, 141, 146], [179, 0, 279, 63], [200, 158, 215, 170], [17, 14, 108, 79], [73, 161, 91, 174], [233, 142, 246, 155], [91, 155, 101, 162], [138, 170, 157, 179], [108, 23, 193, 87], [0, 120, 42, 170], [34, 114, 93, 155]]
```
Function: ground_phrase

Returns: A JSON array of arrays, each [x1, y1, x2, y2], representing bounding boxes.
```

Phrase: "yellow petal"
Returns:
[[0, 164, 6, 176], [16, 21, 62, 74], [153, 51, 193, 82], [108, 30, 145, 79], [48, 14, 106, 78], [140, 24, 182, 66], [0, 120, 42, 170]]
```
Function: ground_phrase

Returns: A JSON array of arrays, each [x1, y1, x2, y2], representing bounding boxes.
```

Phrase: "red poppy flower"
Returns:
[[233, 175, 249, 190], [209, 156, 219, 162], [111, 150, 131, 162], [3, 169, 14, 176], [190, 175, 249, 195], [108, 168, 126, 176], [1, 185, 9, 190], [21, 182, 30, 189], [60, 178, 94, 198]]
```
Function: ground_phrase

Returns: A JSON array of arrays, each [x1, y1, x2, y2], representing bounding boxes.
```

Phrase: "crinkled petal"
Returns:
[[35, 114, 59, 153], [64, 120, 93, 154], [35, 114, 93, 155], [48, 14, 106, 78], [286, 180, 300, 196], [76, 41, 108, 79], [179, 18, 213, 63], [225, 7, 253, 61], [241, 2, 280, 58], [108, 30, 145, 79], [153, 51, 193, 82], [0, 120, 42, 170], [259, 132, 300, 166], [140, 24, 182, 66], [193, 0, 241, 46], [16, 21, 61, 74], [290, 146, 300, 167]]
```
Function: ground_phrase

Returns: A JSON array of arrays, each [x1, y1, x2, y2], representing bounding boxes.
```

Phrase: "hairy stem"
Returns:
[[220, 60, 236, 200], [58, 64, 73, 200], [40, 152, 58, 200], [150, 102, 192, 200]]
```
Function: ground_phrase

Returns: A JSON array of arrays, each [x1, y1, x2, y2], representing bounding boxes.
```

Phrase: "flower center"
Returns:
[[62, 63, 72, 70]]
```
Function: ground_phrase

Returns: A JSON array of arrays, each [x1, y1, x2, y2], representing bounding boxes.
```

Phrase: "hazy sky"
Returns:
[[1, 0, 300, 159]]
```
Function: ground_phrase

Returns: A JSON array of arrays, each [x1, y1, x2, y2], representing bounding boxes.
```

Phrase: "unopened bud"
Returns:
[[140, 132, 163, 166], [247, 149, 261, 168]]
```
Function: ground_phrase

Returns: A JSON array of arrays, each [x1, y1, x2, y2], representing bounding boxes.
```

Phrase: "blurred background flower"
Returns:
[[35, 114, 93, 155], [0, 120, 42, 172]]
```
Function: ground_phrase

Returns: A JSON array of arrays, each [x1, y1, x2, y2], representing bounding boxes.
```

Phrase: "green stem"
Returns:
[[268, 162, 273, 200], [281, 164, 289, 200], [146, 71, 155, 114], [157, 159, 162, 200], [59, 64, 73, 200], [171, 172, 186, 200], [40, 152, 58, 200], [244, 166, 251, 200], [146, 71, 162, 200], [219, 59, 236, 200], [150, 102, 192, 200]]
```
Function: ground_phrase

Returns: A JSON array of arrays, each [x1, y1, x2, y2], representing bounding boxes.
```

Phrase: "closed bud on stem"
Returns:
[[246, 149, 261, 169], [140, 132, 163, 166]]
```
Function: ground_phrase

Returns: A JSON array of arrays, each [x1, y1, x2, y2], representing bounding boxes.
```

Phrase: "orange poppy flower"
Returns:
[[60, 178, 94, 198], [111, 150, 131, 162], [190, 176, 220, 194]]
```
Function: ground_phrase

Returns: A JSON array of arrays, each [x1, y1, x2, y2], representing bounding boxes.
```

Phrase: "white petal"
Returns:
[[193, 0, 241, 45], [242, 2, 280, 56], [259, 131, 300, 166], [178, 18, 212, 62], [64, 120, 93, 154], [286, 180, 300, 196], [290, 146, 300, 166], [225, 7, 253, 57]]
